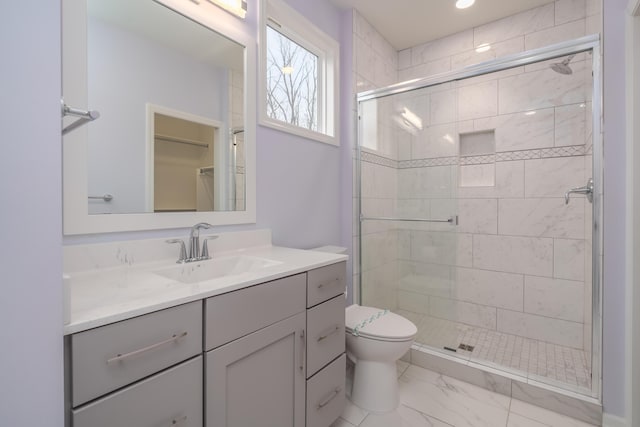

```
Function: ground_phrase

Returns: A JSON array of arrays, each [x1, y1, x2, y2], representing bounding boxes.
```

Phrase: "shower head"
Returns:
[[550, 54, 576, 75]]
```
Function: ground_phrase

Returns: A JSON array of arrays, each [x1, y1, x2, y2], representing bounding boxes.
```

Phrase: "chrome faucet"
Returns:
[[188, 222, 213, 261], [166, 222, 216, 263]]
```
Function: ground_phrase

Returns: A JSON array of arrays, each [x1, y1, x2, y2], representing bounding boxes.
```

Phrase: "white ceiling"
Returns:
[[329, 0, 556, 50]]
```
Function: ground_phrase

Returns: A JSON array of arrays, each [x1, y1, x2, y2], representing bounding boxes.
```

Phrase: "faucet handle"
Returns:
[[166, 239, 187, 264], [201, 236, 219, 260]]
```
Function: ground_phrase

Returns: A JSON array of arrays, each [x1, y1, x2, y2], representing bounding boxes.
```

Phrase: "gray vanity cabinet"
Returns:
[[206, 312, 306, 427], [66, 261, 347, 427]]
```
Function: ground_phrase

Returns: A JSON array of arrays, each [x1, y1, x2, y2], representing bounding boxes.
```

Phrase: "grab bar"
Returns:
[[360, 215, 458, 225], [62, 101, 100, 136]]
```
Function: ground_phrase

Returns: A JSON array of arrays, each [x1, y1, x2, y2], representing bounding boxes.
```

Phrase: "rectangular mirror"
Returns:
[[63, 0, 256, 234]]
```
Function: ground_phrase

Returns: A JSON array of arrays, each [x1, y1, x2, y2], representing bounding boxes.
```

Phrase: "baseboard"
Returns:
[[603, 413, 627, 427]]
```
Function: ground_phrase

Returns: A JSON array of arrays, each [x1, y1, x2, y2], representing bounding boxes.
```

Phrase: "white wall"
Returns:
[[0, 1, 64, 426]]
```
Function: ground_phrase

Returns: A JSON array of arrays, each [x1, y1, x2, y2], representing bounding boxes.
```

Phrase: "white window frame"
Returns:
[[259, 0, 339, 146]]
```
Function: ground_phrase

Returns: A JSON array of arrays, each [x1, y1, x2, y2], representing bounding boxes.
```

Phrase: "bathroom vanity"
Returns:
[[63, 231, 347, 427]]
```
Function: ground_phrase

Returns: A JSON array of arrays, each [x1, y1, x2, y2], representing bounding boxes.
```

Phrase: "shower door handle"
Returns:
[[565, 178, 593, 204]]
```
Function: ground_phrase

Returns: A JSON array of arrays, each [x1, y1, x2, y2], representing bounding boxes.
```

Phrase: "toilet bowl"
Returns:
[[345, 304, 417, 413]]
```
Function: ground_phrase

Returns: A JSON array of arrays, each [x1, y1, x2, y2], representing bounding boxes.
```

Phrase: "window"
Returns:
[[260, 0, 339, 145]]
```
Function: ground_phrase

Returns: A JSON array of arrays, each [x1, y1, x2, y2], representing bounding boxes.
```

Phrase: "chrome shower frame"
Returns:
[[356, 34, 603, 402]]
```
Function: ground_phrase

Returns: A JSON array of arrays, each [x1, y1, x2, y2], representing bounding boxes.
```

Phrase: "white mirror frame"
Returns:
[[63, 0, 256, 235]]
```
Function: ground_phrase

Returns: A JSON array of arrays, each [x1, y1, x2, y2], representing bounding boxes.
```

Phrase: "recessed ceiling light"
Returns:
[[456, 0, 475, 9], [475, 43, 491, 53]]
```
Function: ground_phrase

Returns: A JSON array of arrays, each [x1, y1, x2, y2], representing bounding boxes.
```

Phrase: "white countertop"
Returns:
[[65, 245, 347, 335]]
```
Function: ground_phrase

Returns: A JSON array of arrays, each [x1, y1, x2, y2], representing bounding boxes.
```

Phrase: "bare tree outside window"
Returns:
[[266, 26, 318, 132]]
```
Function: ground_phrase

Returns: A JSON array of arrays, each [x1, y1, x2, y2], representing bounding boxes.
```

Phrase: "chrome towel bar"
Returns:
[[360, 215, 458, 225]]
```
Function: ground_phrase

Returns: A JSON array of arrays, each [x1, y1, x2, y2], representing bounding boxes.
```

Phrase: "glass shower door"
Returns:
[[358, 47, 597, 397]]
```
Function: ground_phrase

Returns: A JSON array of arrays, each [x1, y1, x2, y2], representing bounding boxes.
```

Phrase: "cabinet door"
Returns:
[[206, 312, 306, 427]]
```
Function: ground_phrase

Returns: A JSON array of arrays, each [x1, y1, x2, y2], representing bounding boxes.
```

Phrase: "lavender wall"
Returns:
[[602, 0, 628, 417], [0, 1, 64, 426], [255, 0, 344, 250]]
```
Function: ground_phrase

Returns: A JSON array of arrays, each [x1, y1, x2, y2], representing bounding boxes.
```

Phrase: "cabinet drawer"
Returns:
[[71, 301, 202, 407], [205, 273, 306, 350], [307, 262, 346, 308], [306, 354, 346, 427], [306, 295, 345, 377], [73, 356, 202, 427]]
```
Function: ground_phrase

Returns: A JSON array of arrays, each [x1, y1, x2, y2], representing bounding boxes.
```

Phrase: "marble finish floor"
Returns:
[[397, 310, 592, 394], [332, 362, 599, 427]]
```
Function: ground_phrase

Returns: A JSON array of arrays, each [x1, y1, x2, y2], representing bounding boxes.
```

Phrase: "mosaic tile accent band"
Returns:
[[360, 151, 398, 168], [361, 145, 588, 169]]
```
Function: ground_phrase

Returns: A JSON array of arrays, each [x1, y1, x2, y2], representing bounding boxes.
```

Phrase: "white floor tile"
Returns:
[[398, 365, 510, 427], [331, 418, 357, 427], [507, 412, 549, 427], [509, 399, 599, 427], [397, 360, 410, 377], [360, 404, 453, 427], [341, 400, 369, 426]]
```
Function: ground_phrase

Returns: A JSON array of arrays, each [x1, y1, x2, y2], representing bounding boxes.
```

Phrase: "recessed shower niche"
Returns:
[[459, 130, 495, 187]]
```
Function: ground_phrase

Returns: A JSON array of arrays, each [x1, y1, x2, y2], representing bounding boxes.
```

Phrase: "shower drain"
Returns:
[[458, 343, 475, 352]]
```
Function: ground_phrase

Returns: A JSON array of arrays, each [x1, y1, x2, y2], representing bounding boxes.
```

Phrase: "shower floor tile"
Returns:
[[396, 310, 592, 394]]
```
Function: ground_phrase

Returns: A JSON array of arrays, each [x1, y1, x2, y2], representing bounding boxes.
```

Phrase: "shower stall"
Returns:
[[356, 35, 602, 399]]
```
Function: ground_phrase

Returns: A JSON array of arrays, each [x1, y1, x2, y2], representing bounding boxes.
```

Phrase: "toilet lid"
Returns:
[[345, 305, 417, 341]]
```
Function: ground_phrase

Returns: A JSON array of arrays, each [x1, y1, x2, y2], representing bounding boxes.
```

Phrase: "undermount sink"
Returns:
[[154, 255, 283, 284]]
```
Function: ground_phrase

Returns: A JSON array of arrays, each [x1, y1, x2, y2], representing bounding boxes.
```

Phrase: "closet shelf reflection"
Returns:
[[155, 134, 209, 148]]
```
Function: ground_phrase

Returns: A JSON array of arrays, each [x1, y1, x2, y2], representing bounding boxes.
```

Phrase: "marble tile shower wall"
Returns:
[[354, 0, 601, 362]]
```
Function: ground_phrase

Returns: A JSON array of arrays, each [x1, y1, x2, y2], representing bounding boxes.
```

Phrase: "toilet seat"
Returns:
[[345, 305, 417, 342]]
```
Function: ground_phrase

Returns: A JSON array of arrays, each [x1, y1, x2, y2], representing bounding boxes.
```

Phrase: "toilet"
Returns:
[[309, 246, 417, 413], [345, 304, 417, 413]]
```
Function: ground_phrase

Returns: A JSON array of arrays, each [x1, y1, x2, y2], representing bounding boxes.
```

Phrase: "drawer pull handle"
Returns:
[[317, 278, 340, 290], [317, 326, 341, 342], [171, 415, 187, 426], [107, 331, 188, 365], [317, 387, 342, 409]]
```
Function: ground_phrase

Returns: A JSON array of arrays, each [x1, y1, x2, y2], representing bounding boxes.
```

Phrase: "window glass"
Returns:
[[266, 26, 319, 132]]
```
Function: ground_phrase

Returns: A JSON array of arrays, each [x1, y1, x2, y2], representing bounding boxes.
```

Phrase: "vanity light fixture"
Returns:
[[455, 0, 475, 9], [206, 0, 247, 18], [281, 65, 294, 74], [475, 43, 491, 53]]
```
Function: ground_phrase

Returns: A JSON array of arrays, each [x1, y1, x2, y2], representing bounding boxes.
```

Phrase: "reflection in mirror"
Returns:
[[82, 0, 245, 214]]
